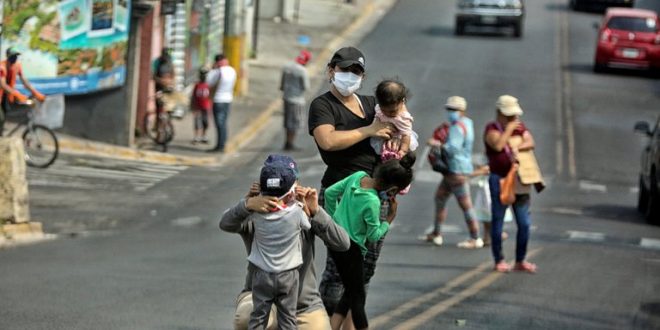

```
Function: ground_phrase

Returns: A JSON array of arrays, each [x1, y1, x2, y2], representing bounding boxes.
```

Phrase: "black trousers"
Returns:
[[329, 240, 368, 329], [0, 95, 9, 136]]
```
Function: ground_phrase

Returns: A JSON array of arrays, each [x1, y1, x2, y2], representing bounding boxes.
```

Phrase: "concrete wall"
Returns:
[[0, 137, 30, 223], [62, 86, 132, 146]]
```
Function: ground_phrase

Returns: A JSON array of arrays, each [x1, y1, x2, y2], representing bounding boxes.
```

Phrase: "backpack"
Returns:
[[427, 121, 467, 174]]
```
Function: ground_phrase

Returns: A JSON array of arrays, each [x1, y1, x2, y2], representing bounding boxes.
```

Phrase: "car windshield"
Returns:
[[607, 16, 657, 32]]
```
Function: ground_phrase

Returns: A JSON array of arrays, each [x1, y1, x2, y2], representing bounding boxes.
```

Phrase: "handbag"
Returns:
[[427, 121, 467, 174], [499, 163, 518, 205]]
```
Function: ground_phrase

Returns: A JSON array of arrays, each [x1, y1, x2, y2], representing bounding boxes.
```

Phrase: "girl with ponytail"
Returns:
[[323, 152, 415, 330]]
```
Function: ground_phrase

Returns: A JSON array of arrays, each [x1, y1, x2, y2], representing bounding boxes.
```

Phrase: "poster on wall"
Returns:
[[1, 0, 131, 95]]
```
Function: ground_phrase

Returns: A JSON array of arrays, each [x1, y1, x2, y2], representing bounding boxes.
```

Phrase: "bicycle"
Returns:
[[143, 90, 176, 152], [4, 98, 59, 168]]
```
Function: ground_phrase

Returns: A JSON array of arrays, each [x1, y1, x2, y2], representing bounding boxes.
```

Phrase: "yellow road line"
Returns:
[[376, 248, 542, 329], [561, 12, 577, 181], [370, 260, 492, 327], [554, 5, 564, 177]]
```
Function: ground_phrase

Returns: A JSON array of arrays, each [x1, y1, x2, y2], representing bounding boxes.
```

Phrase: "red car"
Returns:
[[594, 7, 660, 72]]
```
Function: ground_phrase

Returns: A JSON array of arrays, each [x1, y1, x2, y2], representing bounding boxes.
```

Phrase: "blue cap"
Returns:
[[263, 154, 299, 178]]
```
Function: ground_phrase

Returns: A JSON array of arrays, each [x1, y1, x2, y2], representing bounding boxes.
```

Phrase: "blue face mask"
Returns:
[[378, 191, 389, 200], [448, 111, 461, 123]]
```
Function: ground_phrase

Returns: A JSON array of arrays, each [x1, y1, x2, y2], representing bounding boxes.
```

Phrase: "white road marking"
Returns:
[[578, 180, 608, 193], [421, 224, 463, 234], [171, 216, 204, 227], [566, 231, 606, 242], [544, 207, 584, 216], [640, 238, 660, 250], [28, 161, 188, 191]]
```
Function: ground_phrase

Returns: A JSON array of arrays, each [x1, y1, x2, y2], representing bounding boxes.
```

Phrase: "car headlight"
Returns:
[[511, 0, 523, 9]]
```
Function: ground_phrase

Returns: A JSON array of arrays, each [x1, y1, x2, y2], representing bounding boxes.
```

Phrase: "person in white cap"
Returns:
[[421, 96, 483, 249], [483, 95, 537, 273]]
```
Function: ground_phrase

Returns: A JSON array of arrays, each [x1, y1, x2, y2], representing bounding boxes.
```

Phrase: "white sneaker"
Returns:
[[457, 238, 484, 249], [418, 233, 444, 246]]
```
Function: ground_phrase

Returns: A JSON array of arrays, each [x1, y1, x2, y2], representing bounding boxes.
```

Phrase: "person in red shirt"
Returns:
[[483, 95, 537, 274], [0, 47, 45, 136], [190, 67, 212, 144]]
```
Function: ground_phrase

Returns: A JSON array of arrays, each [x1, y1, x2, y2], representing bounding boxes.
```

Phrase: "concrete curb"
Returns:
[[0, 222, 54, 249], [58, 136, 219, 166], [223, 0, 398, 155]]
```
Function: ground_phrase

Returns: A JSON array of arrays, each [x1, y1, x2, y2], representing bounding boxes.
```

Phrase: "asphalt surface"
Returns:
[[2, 0, 660, 329]]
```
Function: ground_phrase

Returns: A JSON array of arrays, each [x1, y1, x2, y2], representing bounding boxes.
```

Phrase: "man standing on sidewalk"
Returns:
[[280, 50, 311, 150], [207, 54, 237, 152]]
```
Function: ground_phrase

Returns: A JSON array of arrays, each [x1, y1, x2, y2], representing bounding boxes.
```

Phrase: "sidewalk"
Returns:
[[56, 0, 398, 166]]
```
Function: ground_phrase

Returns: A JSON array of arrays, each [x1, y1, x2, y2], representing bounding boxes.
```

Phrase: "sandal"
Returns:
[[513, 261, 537, 274], [494, 261, 511, 273]]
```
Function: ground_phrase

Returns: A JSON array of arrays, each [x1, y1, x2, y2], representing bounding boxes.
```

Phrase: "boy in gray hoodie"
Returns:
[[247, 157, 311, 329]]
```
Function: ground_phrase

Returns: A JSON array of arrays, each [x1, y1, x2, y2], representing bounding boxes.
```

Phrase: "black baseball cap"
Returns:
[[329, 46, 365, 71], [260, 162, 296, 197], [263, 154, 299, 178]]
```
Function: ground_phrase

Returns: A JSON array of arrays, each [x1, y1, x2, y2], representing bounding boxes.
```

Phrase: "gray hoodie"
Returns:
[[247, 202, 311, 273], [220, 199, 350, 313]]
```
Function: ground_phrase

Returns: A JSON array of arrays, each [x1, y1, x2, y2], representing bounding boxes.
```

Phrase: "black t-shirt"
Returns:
[[308, 91, 378, 187]]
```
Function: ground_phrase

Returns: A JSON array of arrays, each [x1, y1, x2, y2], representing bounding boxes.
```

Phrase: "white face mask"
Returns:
[[273, 183, 297, 211], [332, 72, 362, 96]]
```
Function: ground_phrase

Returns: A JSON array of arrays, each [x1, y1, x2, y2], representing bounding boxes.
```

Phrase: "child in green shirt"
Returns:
[[324, 152, 416, 330]]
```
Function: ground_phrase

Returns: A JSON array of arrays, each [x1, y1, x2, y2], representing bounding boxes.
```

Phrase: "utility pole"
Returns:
[[223, 0, 245, 96], [251, 0, 260, 59]]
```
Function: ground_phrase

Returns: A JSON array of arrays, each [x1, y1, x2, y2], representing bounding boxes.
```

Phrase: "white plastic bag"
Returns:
[[34, 94, 65, 129], [474, 177, 513, 222]]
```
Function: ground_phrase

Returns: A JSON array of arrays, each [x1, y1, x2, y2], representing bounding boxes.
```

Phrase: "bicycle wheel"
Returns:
[[155, 113, 174, 145], [143, 111, 159, 142], [22, 124, 59, 168]]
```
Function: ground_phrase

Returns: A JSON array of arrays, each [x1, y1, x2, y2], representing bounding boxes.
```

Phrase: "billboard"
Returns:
[[1, 0, 131, 95]]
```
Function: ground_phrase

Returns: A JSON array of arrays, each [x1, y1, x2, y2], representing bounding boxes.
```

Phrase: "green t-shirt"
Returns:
[[324, 171, 389, 255]]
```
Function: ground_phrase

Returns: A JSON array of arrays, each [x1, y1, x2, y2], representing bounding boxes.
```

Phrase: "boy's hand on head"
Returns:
[[304, 188, 319, 217], [246, 195, 279, 213], [246, 182, 260, 198], [295, 186, 310, 201], [295, 186, 312, 216]]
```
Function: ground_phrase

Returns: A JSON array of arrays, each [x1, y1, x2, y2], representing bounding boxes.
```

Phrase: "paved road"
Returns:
[[2, 0, 660, 329]]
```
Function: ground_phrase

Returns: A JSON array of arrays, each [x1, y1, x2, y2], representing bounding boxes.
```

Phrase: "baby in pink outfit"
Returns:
[[370, 79, 418, 195], [370, 79, 418, 161]]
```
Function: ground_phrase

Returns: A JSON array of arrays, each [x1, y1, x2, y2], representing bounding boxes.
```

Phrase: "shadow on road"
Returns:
[[423, 26, 454, 37], [423, 26, 518, 39], [581, 204, 653, 225], [563, 63, 660, 80]]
